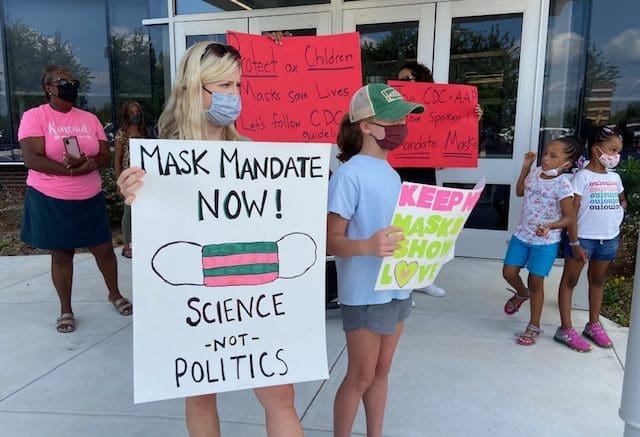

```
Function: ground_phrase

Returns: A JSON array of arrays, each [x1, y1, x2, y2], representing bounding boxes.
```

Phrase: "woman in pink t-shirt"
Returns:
[[18, 65, 132, 334]]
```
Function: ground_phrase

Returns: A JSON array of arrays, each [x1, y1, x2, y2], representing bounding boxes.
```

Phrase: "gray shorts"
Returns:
[[340, 298, 412, 335]]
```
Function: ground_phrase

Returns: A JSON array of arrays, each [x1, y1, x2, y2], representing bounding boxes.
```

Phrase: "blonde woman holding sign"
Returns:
[[118, 41, 303, 437]]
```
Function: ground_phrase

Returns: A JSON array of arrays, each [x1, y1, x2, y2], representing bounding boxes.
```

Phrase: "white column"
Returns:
[[619, 233, 640, 436]]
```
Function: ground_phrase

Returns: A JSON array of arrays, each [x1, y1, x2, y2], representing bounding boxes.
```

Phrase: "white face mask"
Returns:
[[542, 162, 569, 177], [596, 147, 621, 169]]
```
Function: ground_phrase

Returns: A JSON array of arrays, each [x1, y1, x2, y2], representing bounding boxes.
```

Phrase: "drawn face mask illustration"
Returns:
[[151, 233, 316, 287]]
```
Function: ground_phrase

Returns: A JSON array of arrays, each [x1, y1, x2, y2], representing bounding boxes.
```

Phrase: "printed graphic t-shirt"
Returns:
[[513, 166, 573, 245], [18, 104, 106, 200], [328, 154, 410, 306], [572, 168, 624, 239]]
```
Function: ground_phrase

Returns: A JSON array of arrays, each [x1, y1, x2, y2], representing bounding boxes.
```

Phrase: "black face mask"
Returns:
[[56, 81, 79, 104]]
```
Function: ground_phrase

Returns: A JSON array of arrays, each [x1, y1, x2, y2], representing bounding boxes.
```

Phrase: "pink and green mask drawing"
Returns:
[[151, 232, 317, 287]]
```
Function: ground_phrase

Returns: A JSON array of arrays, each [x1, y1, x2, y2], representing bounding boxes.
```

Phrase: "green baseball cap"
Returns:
[[348, 83, 425, 123]]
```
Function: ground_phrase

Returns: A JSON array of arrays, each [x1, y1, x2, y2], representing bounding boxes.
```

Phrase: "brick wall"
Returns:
[[0, 165, 27, 189]]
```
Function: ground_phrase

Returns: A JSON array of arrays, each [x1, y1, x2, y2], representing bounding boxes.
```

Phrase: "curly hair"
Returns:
[[399, 62, 434, 83]]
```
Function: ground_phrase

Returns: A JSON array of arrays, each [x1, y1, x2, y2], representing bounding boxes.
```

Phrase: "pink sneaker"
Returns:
[[554, 327, 592, 352], [583, 322, 613, 348]]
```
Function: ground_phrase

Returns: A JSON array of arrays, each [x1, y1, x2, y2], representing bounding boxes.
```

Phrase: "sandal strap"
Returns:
[[113, 298, 130, 308], [506, 287, 530, 300], [56, 312, 74, 323], [524, 323, 543, 335]]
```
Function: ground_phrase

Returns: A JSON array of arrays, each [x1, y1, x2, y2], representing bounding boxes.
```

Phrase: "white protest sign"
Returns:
[[375, 180, 485, 290], [130, 138, 330, 403]]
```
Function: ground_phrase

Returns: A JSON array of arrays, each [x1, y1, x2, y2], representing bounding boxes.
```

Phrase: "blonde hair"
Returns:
[[158, 41, 242, 141]]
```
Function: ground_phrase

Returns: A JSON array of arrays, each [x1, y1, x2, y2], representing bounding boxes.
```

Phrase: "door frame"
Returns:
[[342, 4, 436, 71], [173, 11, 332, 80], [432, 0, 549, 258], [167, 0, 551, 259]]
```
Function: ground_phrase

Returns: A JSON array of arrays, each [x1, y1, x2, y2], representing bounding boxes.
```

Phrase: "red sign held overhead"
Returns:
[[387, 81, 479, 168], [227, 31, 362, 143]]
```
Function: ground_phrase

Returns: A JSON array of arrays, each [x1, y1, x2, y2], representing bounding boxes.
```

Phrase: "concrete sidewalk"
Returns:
[[0, 252, 627, 436]]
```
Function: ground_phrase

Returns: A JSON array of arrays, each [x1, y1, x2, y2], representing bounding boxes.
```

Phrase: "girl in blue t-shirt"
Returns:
[[327, 83, 424, 437], [502, 136, 581, 346]]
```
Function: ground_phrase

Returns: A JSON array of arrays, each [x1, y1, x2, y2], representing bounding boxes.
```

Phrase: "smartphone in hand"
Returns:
[[63, 136, 81, 159]]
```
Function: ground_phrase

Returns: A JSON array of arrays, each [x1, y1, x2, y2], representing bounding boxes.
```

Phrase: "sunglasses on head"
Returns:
[[50, 78, 79, 87], [201, 43, 241, 61]]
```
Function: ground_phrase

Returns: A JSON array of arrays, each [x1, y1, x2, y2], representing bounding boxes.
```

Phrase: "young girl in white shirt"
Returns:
[[555, 126, 627, 352]]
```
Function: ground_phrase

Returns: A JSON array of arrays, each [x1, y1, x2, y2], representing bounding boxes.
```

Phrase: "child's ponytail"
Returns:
[[336, 114, 363, 162]]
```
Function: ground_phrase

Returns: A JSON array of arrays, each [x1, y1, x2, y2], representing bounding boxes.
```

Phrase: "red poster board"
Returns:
[[227, 31, 362, 143], [386, 81, 479, 168]]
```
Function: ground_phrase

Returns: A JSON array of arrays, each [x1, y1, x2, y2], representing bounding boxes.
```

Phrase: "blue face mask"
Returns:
[[203, 89, 241, 126]]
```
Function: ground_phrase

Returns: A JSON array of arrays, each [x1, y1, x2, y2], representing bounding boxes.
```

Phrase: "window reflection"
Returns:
[[0, 20, 12, 161], [444, 183, 510, 231], [176, 0, 328, 15], [450, 14, 523, 159], [5, 0, 110, 152], [147, 0, 168, 18], [109, 1, 169, 140], [585, 0, 640, 159], [355, 22, 418, 85], [147, 26, 171, 135], [261, 29, 317, 36], [186, 34, 227, 48], [541, 0, 640, 160], [538, 1, 589, 150]]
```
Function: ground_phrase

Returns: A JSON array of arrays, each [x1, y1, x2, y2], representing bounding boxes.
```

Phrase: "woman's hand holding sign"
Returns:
[[117, 166, 146, 205]]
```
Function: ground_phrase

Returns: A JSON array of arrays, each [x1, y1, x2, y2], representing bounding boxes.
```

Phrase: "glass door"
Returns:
[[174, 19, 248, 68], [433, 0, 545, 258], [342, 4, 436, 84], [174, 12, 331, 70], [249, 12, 330, 36]]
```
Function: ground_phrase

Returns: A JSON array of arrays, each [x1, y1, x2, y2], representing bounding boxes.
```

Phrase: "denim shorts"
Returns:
[[504, 236, 559, 277], [340, 298, 412, 335], [563, 236, 620, 261]]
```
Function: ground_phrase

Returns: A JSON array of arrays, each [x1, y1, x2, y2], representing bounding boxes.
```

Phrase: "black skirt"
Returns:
[[21, 187, 112, 250]]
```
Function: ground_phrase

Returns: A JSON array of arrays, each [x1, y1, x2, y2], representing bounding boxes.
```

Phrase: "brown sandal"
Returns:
[[56, 313, 75, 333], [110, 298, 133, 316]]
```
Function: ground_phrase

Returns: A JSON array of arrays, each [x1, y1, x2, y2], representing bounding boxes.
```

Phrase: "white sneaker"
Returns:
[[413, 284, 446, 297]]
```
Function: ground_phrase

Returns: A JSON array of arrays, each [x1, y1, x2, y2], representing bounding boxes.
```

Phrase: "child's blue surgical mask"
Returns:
[[203, 88, 241, 126]]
